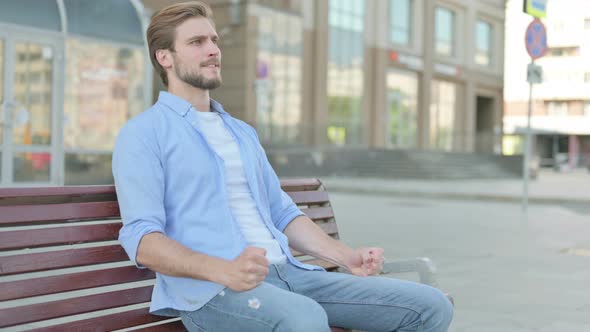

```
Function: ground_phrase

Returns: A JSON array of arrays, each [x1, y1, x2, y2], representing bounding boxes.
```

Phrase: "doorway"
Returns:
[[475, 95, 495, 153], [0, 27, 63, 186]]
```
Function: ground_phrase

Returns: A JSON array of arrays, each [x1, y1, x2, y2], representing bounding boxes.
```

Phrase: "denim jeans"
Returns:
[[180, 263, 453, 332]]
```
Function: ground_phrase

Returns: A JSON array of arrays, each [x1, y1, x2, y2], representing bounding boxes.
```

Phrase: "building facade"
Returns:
[[0, 0, 506, 187], [145, 0, 507, 152], [504, 0, 590, 169]]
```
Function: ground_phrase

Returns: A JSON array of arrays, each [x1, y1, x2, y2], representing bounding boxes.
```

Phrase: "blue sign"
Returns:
[[523, 0, 547, 18], [525, 18, 547, 60]]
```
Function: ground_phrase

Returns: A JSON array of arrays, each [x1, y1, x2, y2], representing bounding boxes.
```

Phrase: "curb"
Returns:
[[324, 184, 590, 206]]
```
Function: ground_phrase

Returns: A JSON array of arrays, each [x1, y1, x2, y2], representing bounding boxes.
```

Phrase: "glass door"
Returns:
[[0, 30, 63, 186]]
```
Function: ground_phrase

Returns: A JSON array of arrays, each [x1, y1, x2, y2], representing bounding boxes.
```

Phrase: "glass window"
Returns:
[[547, 101, 568, 116], [64, 38, 145, 152], [430, 80, 457, 151], [65, 153, 113, 185], [585, 18, 590, 30], [584, 102, 590, 117], [475, 20, 492, 66], [13, 152, 50, 183], [548, 46, 579, 57], [390, 0, 412, 46], [585, 72, 590, 83], [255, 7, 303, 146], [12, 43, 53, 146], [435, 7, 455, 57], [64, 0, 143, 45], [63, 39, 144, 185], [0, 0, 61, 31], [328, 0, 365, 146], [386, 69, 418, 148]]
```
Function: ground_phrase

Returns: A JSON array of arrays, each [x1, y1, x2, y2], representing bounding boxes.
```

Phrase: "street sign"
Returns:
[[525, 18, 547, 60], [523, 0, 547, 18], [527, 63, 543, 84], [522, 16, 548, 213]]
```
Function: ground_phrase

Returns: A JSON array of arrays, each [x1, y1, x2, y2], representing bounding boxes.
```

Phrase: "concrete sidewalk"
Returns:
[[330, 192, 590, 332], [321, 169, 590, 205]]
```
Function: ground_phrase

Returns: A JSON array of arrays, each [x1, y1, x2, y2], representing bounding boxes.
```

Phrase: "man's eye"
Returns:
[[192, 40, 202, 45]]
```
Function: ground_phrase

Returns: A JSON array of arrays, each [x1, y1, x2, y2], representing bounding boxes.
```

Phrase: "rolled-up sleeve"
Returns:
[[271, 189, 305, 232], [112, 124, 166, 268]]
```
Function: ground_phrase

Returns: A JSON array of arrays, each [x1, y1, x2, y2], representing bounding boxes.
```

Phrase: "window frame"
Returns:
[[254, 6, 304, 146], [434, 6, 456, 57], [389, 0, 413, 47], [327, 0, 366, 146], [474, 18, 493, 67], [547, 101, 569, 117]]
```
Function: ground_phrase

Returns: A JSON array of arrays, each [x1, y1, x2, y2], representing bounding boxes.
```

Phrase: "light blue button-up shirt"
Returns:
[[112, 92, 322, 316]]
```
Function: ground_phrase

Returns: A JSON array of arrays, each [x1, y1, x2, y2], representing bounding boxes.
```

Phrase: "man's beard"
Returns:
[[174, 57, 222, 90]]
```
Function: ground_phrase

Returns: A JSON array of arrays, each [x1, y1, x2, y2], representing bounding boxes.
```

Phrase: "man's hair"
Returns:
[[147, 1, 214, 86]]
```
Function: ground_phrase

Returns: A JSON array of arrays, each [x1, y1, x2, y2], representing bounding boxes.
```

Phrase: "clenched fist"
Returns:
[[347, 247, 385, 277], [220, 246, 269, 292]]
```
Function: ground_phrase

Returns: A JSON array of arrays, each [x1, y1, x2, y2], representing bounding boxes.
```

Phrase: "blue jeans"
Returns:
[[180, 263, 453, 332]]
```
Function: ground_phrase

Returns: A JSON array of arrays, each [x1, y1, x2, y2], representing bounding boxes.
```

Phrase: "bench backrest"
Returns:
[[0, 178, 339, 331]]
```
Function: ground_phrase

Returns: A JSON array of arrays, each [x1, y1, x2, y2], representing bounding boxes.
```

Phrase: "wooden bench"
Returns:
[[0, 178, 444, 331]]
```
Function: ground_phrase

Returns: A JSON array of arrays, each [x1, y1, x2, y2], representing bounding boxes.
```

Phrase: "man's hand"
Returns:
[[220, 246, 269, 292], [346, 247, 385, 277]]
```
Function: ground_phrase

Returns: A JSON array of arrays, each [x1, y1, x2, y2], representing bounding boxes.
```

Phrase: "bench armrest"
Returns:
[[380, 257, 438, 287]]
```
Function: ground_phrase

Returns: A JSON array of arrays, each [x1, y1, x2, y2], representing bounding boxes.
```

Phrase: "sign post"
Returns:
[[522, 17, 547, 213]]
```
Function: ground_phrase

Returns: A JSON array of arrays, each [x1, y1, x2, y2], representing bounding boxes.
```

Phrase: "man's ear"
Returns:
[[155, 49, 173, 70]]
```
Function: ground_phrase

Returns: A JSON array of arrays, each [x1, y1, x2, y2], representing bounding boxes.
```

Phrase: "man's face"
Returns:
[[171, 17, 222, 90]]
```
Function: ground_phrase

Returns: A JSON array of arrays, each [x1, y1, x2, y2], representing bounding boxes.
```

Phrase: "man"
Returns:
[[113, 2, 453, 331]]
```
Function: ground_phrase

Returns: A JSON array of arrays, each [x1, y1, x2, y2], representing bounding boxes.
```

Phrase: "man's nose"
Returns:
[[207, 41, 220, 56]]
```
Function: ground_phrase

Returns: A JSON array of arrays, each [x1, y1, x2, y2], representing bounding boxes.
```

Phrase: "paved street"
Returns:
[[329, 192, 590, 332]]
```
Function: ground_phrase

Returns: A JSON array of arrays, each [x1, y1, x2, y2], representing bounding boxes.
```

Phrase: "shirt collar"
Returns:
[[157, 91, 228, 117]]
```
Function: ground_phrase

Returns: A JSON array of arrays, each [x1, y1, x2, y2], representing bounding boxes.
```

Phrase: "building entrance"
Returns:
[[0, 27, 63, 185], [475, 95, 495, 153]]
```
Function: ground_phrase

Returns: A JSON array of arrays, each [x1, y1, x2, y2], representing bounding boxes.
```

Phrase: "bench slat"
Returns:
[[0, 213, 334, 251], [0, 223, 122, 251], [0, 201, 120, 226], [0, 245, 128, 276], [0, 208, 333, 251], [0, 265, 154, 301], [0, 207, 331, 251], [288, 191, 329, 205], [319, 221, 338, 235], [301, 206, 335, 220], [279, 178, 321, 192], [140, 320, 186, 331], [0, 286, 153, 328], [0, 186, 116, 199], [0, 213, 333, 252], [0, 179, 319, 199], [28, 307, 168, 332]]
